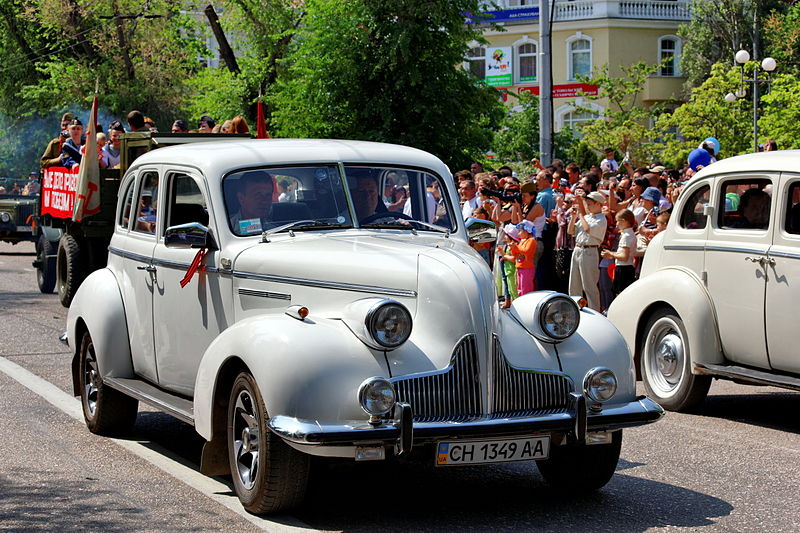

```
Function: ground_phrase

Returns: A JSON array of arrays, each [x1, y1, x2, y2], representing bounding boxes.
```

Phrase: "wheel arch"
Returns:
[[608, 267, 724, 378], [66, 268, 134, 393]]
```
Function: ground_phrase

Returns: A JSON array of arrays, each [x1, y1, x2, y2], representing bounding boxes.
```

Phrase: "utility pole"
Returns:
[[539, 0, 553, 166]]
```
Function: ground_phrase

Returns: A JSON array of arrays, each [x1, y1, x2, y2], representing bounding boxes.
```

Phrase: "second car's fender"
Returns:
[[66, 268, 134, 394], [607, 266, 723, 369], [193, 313, 390, 441]]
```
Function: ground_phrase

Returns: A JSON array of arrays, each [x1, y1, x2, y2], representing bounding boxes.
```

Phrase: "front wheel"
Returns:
[[536, 431, 622, 491], [640, 310, 711, 412], [227, 372, 310, 514], [35, 235, 56, 293], [57, 234, 86, 307], [78, 330, 138, 435]]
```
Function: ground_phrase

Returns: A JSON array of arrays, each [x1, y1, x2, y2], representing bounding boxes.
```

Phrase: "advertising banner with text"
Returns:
[[485, 47, 513, 87]]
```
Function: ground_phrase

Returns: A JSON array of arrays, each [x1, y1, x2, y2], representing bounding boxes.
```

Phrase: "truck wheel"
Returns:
[[536, 431, 622, 491], [79, 330, 138, 435], [640, 310, 711, 412], [57, 235, 86, 307], [227, 372, 310, 514], [35, 235, 57, 293]]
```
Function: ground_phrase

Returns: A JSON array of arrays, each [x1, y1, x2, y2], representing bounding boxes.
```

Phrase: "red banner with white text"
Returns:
[[41, 166, 79, 219]]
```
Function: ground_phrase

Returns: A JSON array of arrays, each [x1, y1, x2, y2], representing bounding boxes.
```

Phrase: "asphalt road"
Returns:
[[1, 241, 798, 533]]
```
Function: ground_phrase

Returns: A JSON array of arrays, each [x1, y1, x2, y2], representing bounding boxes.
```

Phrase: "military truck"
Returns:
[[34, 132, 247, 306], [0, 178, 39, 247]]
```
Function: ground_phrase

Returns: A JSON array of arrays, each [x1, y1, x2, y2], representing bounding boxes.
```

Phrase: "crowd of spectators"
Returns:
[[452, 144, 732, 313]]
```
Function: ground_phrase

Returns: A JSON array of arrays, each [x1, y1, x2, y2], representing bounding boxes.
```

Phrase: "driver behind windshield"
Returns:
[[230, 171, 275, 234], [352, 175, 380, 220]]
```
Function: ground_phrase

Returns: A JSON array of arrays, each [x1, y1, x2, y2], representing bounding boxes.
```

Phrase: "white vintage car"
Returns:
[[64, 139, 662, 514], [608, 151, 800, 412]]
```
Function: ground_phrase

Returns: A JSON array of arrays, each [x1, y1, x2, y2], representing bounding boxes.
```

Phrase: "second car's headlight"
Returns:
[[366, 300, 412, 348], [358, 377, 396, 416], [536, 294, 580, 341], [0, 212, 11, 223], [583, 367, 618, 402]]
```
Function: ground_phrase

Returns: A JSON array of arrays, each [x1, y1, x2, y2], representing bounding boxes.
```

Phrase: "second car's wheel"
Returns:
[[35, 235, 57, 293], [57, 234, 86, 307], [227, 372, 310, 515], [78, 330, 138, 435], [640, 310, 711, 412], [536, 431, 622, 491]]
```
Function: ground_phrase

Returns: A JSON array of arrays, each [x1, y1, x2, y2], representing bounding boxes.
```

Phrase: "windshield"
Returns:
[[223, 164, 454, 237]]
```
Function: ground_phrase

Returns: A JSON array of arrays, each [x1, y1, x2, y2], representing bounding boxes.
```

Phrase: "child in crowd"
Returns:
[[497, 224, 520, 306], [502, 220, 537, 296], [470, 206, 493, 265], [602, 209, 637, 295]]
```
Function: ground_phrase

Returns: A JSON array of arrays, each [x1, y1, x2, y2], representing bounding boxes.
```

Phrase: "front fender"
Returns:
[[193, 314, 390, 441], [607, 266, 723, 370], [66, 268, 133, 394]]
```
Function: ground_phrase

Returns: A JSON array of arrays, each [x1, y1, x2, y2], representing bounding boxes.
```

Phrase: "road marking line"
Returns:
[[0, 355, 323, 533]]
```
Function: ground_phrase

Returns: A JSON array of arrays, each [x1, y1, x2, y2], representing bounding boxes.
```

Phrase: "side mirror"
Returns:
[[165, 222, 217, 250], [465, 216, 497, 244]]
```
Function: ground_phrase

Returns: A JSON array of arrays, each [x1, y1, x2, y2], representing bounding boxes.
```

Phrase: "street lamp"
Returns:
[[724, 49, 777, 152]]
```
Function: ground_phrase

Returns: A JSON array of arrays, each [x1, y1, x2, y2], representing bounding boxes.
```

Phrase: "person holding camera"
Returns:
[[567, 190, 607, 312], [41, 112, 77, 168]]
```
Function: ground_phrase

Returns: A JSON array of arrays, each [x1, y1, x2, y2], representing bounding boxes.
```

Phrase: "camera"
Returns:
[[481, 187, 521, 204], [60, 130, 69, 139]]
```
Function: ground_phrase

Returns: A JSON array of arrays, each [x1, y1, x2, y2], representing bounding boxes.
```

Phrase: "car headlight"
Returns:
[[366, 300, 412, 349], [0, 212, 11, 223], [536, 294, 580, 341], [358, 377, 396, 417], [583, 367, 618, 402]]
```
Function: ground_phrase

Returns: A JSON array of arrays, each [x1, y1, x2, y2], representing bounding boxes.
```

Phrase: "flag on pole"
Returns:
[[256, 99, 269, 139], [73, 93, 101, 221]]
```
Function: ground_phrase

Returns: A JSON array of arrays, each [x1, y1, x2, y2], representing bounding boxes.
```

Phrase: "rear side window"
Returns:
[[679, 184, 709, 230], [718, 178, 772, 230], [132, 171, 159, 235], [118, 178, 136, 230], [786, 182, 800, 235]]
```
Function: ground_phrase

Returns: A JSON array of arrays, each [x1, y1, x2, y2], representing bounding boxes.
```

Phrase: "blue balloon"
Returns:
[[703, 137, 721, 156], [688, 148, 711, 172]]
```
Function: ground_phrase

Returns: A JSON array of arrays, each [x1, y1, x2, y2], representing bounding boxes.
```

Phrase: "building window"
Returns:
[[466, 46, 486, 80], [568, 37, 592, 80], [507, 0, 534, 6], [562, 109, 598, 130], [658, 36, 681, 76], [516, 42, 537, 83], [556, 102, 602, 133]]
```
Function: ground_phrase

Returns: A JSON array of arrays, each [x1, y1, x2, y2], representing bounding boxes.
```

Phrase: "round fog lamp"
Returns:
[[358, 377, 396, 416], [538, 295, 580, 340], [0, 212, 10, 223], [583, 367, 618, 402], [366, 301, 412, 348]]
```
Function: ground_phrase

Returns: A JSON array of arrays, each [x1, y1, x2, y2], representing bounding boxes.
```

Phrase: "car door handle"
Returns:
[[744, 256, 766, 266], [137, 265, 157, 273]]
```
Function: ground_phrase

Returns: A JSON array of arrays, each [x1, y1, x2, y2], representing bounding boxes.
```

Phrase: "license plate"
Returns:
[[435, 436, 549, 466]]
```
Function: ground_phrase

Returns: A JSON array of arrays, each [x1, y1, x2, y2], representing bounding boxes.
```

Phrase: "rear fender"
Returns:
[[193, 314, 389, 441], [607, 267, 723, 372], [66, 268, 133, 395]]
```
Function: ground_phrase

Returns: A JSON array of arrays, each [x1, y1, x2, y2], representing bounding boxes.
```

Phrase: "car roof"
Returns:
[[129, 138, 449, 178], [693, 150, 800, 180]]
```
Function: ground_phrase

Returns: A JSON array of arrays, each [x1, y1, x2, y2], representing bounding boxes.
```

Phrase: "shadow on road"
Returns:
[[693, 389, 800, 434]]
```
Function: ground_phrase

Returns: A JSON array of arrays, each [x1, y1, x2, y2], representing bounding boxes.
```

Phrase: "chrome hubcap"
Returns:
[[656, 334, 682, 383], [645, 318, 686, 396], [233, 389, 260, 490], [83, 345, 99, 416]]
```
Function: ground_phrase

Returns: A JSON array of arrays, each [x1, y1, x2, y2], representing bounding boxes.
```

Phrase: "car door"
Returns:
[[703, 173, 774, 369], [151, 169, 229, 396], [111, 168, 160, 382], [765, 176, 800, 375]]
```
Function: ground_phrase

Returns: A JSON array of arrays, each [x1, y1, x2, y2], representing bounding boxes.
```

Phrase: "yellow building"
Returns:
[[466, 0, 690, 130]]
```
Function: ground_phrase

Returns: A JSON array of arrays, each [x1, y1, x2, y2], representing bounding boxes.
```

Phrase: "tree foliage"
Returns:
[[270, 0, 504, 169], [758, 72, 800, 150]]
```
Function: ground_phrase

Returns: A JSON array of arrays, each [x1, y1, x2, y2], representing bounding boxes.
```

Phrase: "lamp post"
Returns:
[[724, 49, 777, 153]]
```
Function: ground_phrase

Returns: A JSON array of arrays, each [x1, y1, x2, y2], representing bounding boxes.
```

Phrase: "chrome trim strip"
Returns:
[[663, 245, 706, 252], [704, 245, 767, 255], [151, 257, 192, 270], [768, 250, 800, 260], [267, 396, 664, 445], [232, 271, 418, 298], [108, 246, 150, 264], [238, 288, 291, 301]]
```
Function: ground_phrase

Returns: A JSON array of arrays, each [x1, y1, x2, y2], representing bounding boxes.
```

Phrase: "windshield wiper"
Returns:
[[361, 219, 450, 237], [261, 220, 351, 242]]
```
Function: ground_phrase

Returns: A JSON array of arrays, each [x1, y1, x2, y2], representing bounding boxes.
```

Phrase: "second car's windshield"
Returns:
[[223, 164, 454, 237]]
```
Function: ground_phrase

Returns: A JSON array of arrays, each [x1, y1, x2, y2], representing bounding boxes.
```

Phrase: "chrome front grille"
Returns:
[[391, 336, 482, 422], [391, 335, 574, 422], [490, 337, 573, 418]]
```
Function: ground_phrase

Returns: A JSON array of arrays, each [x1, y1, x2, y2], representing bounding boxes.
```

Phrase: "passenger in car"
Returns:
[[733, 188, 771, 229]]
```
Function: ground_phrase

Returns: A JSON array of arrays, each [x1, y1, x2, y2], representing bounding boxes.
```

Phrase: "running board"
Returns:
[[104, 377, 194, 425], [694, 363, 800, 392]]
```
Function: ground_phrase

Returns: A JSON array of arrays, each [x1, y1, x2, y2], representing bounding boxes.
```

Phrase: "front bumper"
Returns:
[[269, 395, 664, 453]]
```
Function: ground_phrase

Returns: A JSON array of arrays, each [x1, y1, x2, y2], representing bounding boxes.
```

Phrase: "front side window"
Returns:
[[718, 178, 772, 230], [517, 42, 537, 83], [569, 38, 591, 80], [165, 173, 208, 231], [466, 47, 486, 80], [679, 184, 710, 230]]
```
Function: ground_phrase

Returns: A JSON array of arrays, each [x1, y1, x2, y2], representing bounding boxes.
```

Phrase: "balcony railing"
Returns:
[[495, 1, 691, 22]]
